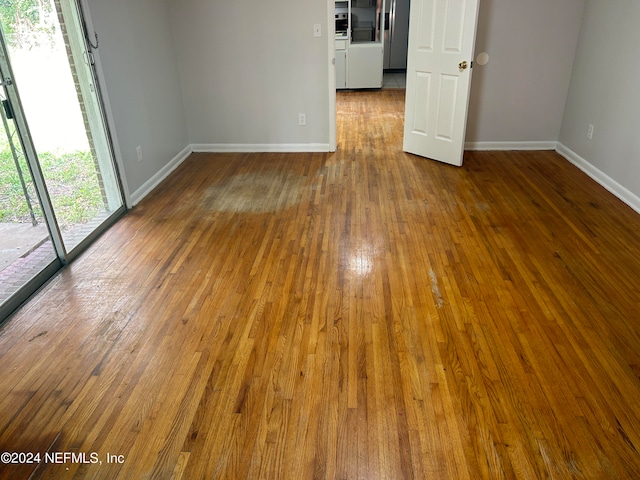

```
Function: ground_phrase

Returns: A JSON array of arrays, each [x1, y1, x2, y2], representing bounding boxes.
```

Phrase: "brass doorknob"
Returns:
[[458, 61, 468, 71]]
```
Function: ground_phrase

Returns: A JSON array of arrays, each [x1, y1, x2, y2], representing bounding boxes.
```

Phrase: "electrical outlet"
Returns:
[[136, 145, 143, 162], [298, 113, 307, 126], [587, 124, 594, 140]]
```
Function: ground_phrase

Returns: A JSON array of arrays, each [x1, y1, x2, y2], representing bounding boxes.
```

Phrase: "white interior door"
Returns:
[[403, 0, 479, 166]]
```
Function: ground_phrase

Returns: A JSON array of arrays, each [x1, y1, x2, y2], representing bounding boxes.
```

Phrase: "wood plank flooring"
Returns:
[[1, 90, 640, 479]]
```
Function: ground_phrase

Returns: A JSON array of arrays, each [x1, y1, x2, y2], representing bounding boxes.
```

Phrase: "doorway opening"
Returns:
[[330, 0, 480, 166]]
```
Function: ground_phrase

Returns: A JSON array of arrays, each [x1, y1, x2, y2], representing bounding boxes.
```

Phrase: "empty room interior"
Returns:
[[1, 0, 640, 478]]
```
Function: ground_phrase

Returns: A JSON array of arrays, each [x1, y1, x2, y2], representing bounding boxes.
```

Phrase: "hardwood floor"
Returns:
[[1, 90, 640, 479]]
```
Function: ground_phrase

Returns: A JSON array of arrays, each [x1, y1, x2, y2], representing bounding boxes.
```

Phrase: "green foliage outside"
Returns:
[[0, 146, 103, 228], [0, 0, 56, 47]]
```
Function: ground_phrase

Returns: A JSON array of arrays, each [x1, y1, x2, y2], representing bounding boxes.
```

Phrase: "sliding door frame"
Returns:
[[0, 0, 127, 325]]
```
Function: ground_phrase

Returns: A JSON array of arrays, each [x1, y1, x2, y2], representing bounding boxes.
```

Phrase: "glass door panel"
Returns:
[[0, 85, 58, 311], [0, 0, 123, 254]]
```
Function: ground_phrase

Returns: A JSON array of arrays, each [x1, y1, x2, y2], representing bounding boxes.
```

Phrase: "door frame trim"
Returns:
[[327, 0, 337, 152], [78, 0, 133, 208]]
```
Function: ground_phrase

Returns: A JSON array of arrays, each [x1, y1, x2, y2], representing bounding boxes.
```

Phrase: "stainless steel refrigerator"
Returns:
[[383, 0, 410, 70]]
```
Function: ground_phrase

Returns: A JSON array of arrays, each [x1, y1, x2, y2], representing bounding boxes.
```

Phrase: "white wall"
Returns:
[[466, 0, 585, 146], [169, 0, 330, 150], [559, 0, 640, 205], [84, 0, 189, 204]]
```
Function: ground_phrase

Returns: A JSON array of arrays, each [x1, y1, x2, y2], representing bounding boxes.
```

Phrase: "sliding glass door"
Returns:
[[0, 0, 125, 322], [0, 76, 59, 313]]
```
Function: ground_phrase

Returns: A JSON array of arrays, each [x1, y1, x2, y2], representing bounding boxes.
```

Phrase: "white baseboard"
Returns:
[[465, 141, 558, 151], [190, 143, 331, 153], [556, 143, 640, 215], [125, 141, 640, 216], [127, 143, 329, 206], [129, 145, 192, 206]]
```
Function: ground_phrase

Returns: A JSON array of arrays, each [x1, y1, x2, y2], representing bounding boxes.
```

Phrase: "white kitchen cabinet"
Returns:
[[335, 0, 384, 89], [348, 44, 383, 88]]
